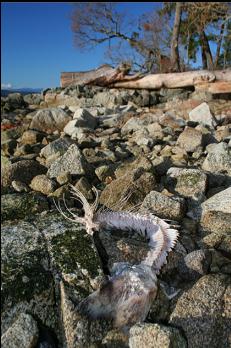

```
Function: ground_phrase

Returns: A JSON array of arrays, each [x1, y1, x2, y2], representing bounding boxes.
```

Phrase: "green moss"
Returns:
[[50, 227, 100, 279], [1, 193, 49, 222], [1, 248, 52, 310]]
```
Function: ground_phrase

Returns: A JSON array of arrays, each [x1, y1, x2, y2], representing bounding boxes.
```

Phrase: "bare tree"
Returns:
[[170, 2, 182, 71]]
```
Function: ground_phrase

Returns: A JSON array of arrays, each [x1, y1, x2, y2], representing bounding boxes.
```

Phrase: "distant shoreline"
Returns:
[[1, 88, 43, 97]]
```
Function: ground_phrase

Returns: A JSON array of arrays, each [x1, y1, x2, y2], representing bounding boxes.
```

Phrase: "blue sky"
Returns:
[[1, 2, 161, 89]]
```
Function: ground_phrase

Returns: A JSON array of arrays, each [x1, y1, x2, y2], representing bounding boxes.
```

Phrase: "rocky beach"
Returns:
[[1, 84, 231, 348]]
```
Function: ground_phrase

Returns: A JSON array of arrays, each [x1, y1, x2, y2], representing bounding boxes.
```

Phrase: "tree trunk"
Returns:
[[214, 22, 225, 68], [200, 31, 214, 70], [170, 2, 182, 72], [111, 70, 231, 89]]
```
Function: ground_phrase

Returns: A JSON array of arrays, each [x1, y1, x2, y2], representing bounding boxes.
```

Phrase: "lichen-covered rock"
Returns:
[[30, 107, 71, 133], [1, 193, 49, 222], [129, 323, 187, 348], [47, 144, 93, 179], [40, 137, 74, 159], [1, 313, 39, 348], [200, 187, 231, 233], [178, 249, 211, 280], [176, 126, 203, 152], [1, 221, 57, 336], [29, 174, 57, 195], [35, 212, 103, 293], [166, 167, 207, 205], [202, 142, 231, 176], [169, 274, 231, 348], [141, 190, 185, 221]]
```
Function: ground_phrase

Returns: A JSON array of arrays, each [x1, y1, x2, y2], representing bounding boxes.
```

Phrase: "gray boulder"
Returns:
[[200, 186, 231, 233], [169, 274, 230, 348], [202, 142, 231, 175], [129, 323, 187, 348], [1, 313, 39, 348], [1, 221, 57, 336], [23, 93, 43, 105], [1, 160, 47, 188], [189, 102, 216, 128], [7, 93, 27, 109], [47, 144, 92, 179], [178, 249, 211, 281], [141, 190, 185, 221], [176, 126, 203, 152], [166, 167, 207, 205], [30, 107, 71, 133], [29, 174, 57, 195], [73, 108, 98, 129], [40, 137, 74, 159]]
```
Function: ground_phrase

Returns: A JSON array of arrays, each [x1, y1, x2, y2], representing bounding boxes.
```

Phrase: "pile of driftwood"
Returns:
[[60, 64, 231, 94]]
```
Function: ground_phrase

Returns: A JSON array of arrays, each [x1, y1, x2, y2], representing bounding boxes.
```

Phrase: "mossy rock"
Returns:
[[34, 211, 103, 297], [1, 192, 49, 222], [1, 221, 58, 335]]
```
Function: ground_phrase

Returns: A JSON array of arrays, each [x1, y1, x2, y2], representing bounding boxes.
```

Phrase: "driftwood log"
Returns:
[[60, 66, 231, 93]]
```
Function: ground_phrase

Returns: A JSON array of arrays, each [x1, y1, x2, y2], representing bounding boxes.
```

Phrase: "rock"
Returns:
[[189, 102, 216, 128], [73, 108, 98, 129], [100, 170, 156, 211], [30, 108, 71, 133], [176, 126, 203, 152], [20, 130, 45, 145], [166, 167, 207, 205], [202, 142, 231, 175], [215, 125, 231, 142], [1, 139, 18, 156], [95, 164, 116, 182], [99, 113, 124, 128], [129, 323, 187, 348], [169, 274, 231, 348], [1, 192, 49, 221], [115, 156, 153, 178], [35, 211, 103, 293], [200, 187, 231, 233], [1, 160, 47, 188], [12, 180, 30, 193], [159, 114, 186, 129], [93, 90, 117, 108], [59, 282, 111, 348], [151, 156, 173, 176], [141, 190, 185, 221], [7, 93, 27, 109], [47, 144, 93, 179], [40, 137, 74, 159], [1, 313, 39, 348], [1, 221, 57, 336], [30, 175, 57, 195], [23, 93, 43, 105], [74, 177, 93, 201], [63, 120, 82, 137], [178, 249, 211, 281], [121, 117, 145, 135], [98, 227, 150, 271], [132, 128, 155, 148]]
